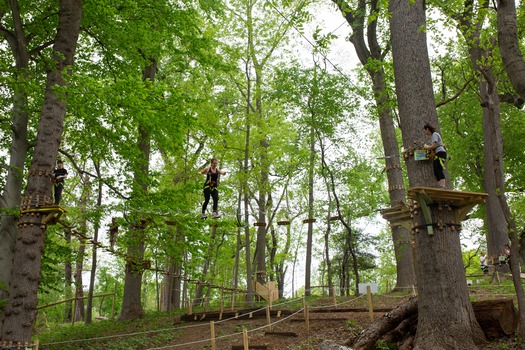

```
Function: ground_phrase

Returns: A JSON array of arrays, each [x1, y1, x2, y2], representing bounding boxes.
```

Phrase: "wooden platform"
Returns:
[[407, 187, 488, 235], [19, 205, 66, 227], [380, 205, 412, 229]]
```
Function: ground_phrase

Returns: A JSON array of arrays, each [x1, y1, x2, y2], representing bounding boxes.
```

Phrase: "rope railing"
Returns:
[[41, 289, 402, 348]]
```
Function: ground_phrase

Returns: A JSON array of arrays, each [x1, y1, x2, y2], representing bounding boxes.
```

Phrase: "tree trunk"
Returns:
[[1, 0, 82, 341], [86, 165, 103, 324], [64, 229, 73, 322], [333, 0, 416, 293], [456, 2, 510, 264], [352, 298, 517, 350], [118, 59, 156, 321], [74, 236, 86, 322], [0, 0, 32, 314], [305, 127, 315, 296], [388, 0, 485, 348], [496, 0, 525, 101]]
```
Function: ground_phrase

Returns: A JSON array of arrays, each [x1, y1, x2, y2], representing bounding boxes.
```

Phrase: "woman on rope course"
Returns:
[[199, 157, 226, 219], [423, 123, 447, 188]]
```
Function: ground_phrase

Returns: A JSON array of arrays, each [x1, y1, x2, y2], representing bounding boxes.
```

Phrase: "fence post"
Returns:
[[366, 285, 374, 321], [266, 304, 272, 332], [112, 283, 117, 318], [305, 305, 310, 338], [243, 327, 249, 350], [210, 321, 216, 350]]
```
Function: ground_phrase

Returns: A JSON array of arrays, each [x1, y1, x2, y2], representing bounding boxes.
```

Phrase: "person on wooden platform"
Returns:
[[199, 157, 226, 219], [53, 159, 68, 205], [423, 123, 447, 188]]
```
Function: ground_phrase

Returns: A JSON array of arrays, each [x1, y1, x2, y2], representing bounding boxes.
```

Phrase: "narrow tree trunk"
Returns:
[[86, 166, 103, 324], [305, 127, 315, 296]]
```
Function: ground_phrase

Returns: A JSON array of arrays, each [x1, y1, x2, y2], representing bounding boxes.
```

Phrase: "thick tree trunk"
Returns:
[[333, 0, 416, 290], [497, 0, 525, 101], [388, 0, 485, 348], [1, 0, 82, 341], [0, 0, 32, 312], [352, 298, 517, 350]]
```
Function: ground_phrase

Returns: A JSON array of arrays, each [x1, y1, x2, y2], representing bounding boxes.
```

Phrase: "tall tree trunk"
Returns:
[[86, 164, 103, 324], [1, 0, 82, 341], [118, 60, 156, 321], [305, 127, 315, 296], [73, 237, 86, 322], [0, 0, 32, 313], [333, 0, 416, 291], [496, 0, 525, 101], [456, 0, 509, 266], [389, 0, 485, 348], [193, 226, 216, 307], [64, 229, 73, 322]]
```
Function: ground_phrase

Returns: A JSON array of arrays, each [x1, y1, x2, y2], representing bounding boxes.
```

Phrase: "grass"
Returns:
[[37, 311, 186, 350]]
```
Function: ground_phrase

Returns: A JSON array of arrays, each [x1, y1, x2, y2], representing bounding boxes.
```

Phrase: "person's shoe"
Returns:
[[212, 212, 221, 219], [200, 213, 207, 219]]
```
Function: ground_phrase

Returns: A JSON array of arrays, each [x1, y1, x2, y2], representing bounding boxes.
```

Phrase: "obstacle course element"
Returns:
[[408, 187, 488, 235], [19, 201, 66, 228], [381, 187, 488, 236]]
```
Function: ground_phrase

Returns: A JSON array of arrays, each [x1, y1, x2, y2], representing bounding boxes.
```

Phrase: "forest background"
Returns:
[[1, 0, 525, 344]]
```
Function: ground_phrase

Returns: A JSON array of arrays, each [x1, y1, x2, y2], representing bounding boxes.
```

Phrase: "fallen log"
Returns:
[[350, 298, 518, 350], [351, 297, 417, 350]]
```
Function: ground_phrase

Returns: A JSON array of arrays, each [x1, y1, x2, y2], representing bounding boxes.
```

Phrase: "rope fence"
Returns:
[[39, 287, 413, 349]]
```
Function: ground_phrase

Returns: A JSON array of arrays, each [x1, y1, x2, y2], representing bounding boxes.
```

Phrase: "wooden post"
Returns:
[[243, 327, 249, 350], [412, 284, 417, 296], [266, 304, 272, 331], [332, 286, 337, 308], [188, 299, 193, 315], [367, 285, 374, 321], [219, 291, 224, 320], [305, 305, 310, 338], [72, 297, 77, 326], [210, 321, 216, 350], [111, 283, 117, 318], [302, 295, 307, 318], [231, 291, 235, 311]]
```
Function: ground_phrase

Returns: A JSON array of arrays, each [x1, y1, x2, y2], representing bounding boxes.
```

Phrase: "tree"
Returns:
[[332, 0, 416, 291], [1, 0, 82, 341], [0, 0, 56, 309], [497, 0, 525, 101], [388, 0, 485, 348]]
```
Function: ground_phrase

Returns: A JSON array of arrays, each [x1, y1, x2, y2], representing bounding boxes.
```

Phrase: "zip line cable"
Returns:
[[267, 1, 358, 89]]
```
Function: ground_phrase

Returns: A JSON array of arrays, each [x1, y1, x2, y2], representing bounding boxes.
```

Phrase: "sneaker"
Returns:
[[212, 212, 221, 219], [200, 213, 207, 219]]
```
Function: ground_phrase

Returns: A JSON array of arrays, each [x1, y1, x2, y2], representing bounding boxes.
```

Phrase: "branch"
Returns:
[[59, 150, 131, 200]]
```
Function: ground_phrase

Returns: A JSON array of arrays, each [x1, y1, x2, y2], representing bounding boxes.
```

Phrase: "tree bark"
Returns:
[[305, 126, 315, 296], [118, 60, 156, 321], [0, 0, 32, 311], [497, 0, 525, 101], [1, 0, 82, 341], [388, 0, 485, 348], [333, 0, 416, 291]]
